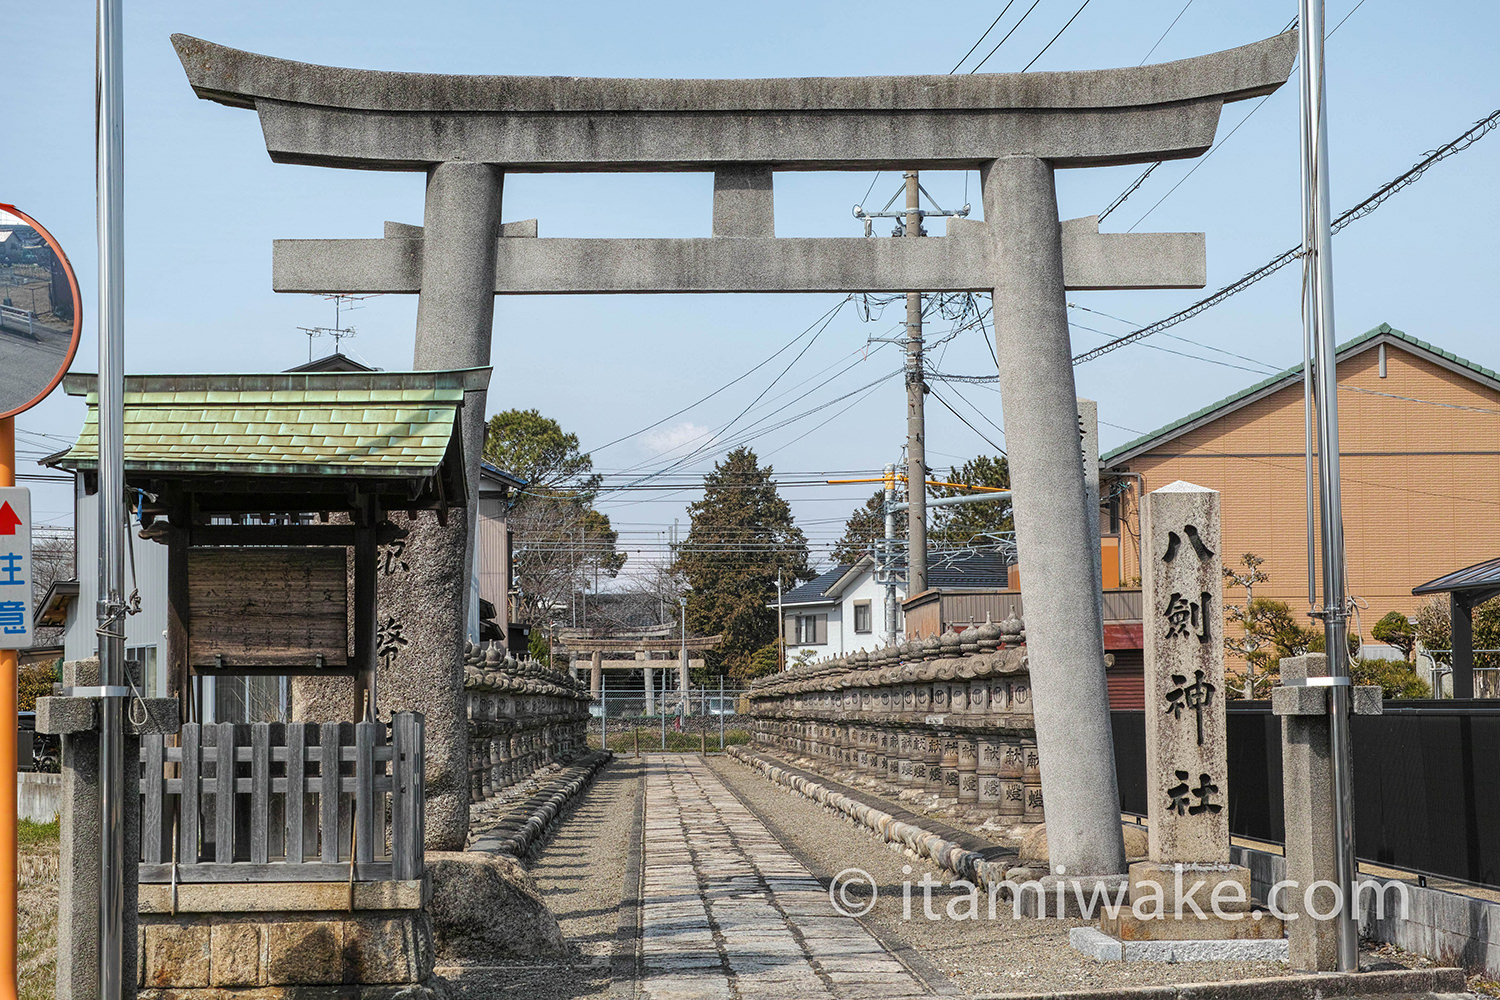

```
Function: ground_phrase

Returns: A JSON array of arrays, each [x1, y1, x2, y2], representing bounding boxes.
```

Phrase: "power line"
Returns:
[[1021, 0, 1094, 72], [1073, 106, 1500, 366], [927, 384, 1006, 453], [582, 298, 847, 456], [1126, 94, 1274, 232], [950, 2, 1019, 73], [1139, 0, 1194, 65], [970, 0, 1046, 73], [1096, 3, 1364, 224]]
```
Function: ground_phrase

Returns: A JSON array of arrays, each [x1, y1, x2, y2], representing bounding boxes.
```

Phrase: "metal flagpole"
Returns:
[[96, 0, 129, 994], [1298, 0, 1359, 971]]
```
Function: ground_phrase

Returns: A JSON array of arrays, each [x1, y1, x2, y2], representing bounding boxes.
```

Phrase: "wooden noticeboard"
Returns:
[[187, 546, 349, 672]]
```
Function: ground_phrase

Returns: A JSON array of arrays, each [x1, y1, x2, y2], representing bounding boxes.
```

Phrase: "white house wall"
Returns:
[[783, 570, 903, 661], [66, 482, 170, 692]]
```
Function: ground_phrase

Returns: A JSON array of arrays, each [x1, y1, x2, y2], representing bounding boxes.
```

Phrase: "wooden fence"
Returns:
[[138, 713, 424, 883]]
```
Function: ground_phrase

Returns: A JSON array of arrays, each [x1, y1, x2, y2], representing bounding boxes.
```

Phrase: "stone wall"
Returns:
[[137, 905, 438, 997], [463, 642, 591, 802], [744, 617, 1044, 833]]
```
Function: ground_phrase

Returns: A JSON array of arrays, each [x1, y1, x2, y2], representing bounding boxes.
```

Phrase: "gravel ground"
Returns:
[[443, 757, 644, 1000], [706, 754, 1304, 996]]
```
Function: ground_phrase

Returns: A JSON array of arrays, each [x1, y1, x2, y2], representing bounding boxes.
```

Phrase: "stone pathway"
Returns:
[[639, 756, 930, 1000]]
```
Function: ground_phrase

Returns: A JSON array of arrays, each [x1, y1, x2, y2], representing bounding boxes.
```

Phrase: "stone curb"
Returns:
[[964, 964, 1466, 1000], [468, 750, 613, 858], [729, 745, 996, 887]]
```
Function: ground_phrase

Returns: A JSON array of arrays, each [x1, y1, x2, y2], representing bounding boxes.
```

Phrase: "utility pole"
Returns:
[[904, 171, 929, 598], [882, 463, 899, 645], [1299, 0, 1358, 972], [678, 596, 689, 717], [776, 571, 785, 671], [96, 0, 129, 995]]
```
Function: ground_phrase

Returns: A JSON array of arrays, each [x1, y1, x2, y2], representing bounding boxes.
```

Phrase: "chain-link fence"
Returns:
[[586, 684, 751, 753]]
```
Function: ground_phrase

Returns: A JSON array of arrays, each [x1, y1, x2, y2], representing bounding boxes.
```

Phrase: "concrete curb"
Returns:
[[469, 750, 613, 858], [965, 963, 1466, 1000], [729, 745, 999, 887], [1070, 926, 1289, 964]]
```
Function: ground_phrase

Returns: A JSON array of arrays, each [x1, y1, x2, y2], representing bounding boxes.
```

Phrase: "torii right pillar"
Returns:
[[984, 156, 1126, 877]]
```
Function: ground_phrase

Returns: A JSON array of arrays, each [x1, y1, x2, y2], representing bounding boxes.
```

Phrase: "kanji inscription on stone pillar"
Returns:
[[1143, 481, 1228, 864]]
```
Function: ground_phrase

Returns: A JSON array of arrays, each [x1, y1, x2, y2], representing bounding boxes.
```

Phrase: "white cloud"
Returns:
[[639, 421, 714, 456]]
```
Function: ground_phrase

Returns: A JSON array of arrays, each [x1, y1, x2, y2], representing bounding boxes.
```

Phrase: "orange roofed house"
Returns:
[[1101, 324, 1500, 659]]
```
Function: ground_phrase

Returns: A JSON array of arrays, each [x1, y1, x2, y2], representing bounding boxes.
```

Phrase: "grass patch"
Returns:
[[588, 727, 750, 753], [18, 818, 58, 850], [19, 818, 57, 1000]]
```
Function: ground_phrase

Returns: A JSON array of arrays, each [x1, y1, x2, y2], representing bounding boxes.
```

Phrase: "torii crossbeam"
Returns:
[[174, 31, 1296, 866]]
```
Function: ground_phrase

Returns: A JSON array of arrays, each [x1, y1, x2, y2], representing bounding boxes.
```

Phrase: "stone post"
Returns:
[[1142, 481, 1229, 864], [1105, 480, 1281, 949], [37, 657, 178, 1000], [982, 156, 1125, 876], [1273, 653, 1384, 970], [643, 664, 656, 717], [590, 650, 602, 700]]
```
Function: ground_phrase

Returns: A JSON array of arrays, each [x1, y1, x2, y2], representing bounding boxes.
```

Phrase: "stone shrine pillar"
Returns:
[[1142, 481, 1229, 865], [982, 156, 1125, 877], [1097, 480, 1283, 954]]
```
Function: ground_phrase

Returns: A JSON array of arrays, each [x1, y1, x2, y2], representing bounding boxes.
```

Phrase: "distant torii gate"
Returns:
[[174, 32, 1296, 869], [561, 635, 725, 714]]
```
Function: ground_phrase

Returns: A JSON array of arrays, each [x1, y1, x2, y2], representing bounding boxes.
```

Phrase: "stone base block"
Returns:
[[1099, 908, 1285, 941], [138, 980, 450, 1000], [1071, 925, 1289, 963], [139, 908, 434, 990], [1016, 875, 1129, 918], [1130, 861, 1251, 913]]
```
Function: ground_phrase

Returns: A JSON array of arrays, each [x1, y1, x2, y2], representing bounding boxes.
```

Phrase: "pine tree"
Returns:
[[674, 448, 812, 680], [931, 454, 1012, 547], [832, 490, 906, 566]]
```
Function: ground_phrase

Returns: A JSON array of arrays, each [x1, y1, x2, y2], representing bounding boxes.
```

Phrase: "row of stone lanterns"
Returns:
[[463, 641, 593, 802], [744, 617, 1044, 830]]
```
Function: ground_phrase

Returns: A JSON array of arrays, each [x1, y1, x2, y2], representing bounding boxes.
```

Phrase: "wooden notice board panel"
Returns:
[[188, 547, 349, 671]]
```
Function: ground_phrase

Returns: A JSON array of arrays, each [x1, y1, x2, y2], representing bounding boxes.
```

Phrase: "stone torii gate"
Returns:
[[173, 33, 1295, 868]]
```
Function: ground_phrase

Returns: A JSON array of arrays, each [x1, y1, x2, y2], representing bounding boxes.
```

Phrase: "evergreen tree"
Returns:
[[831, 490, 906, 566], [675, 448, 812, 680], [483, 409, 625, 626], [931, 454, 1012, 547]]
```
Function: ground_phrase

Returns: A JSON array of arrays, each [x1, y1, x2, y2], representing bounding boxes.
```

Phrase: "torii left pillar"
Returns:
[[398, 162, 504, 849]]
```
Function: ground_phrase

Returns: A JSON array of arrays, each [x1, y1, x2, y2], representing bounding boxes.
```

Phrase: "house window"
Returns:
[[795, 615, 826, 645], [853, 601, 872, 634], [125, 645, 158, 699]]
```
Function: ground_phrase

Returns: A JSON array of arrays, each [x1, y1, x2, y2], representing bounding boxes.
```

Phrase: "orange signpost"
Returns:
[[0, 415, 13, 994], [0, 203, 84, 996]]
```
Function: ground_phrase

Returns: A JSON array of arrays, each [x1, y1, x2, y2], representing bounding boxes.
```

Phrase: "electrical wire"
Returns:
[[970, 0, 1046, 73], [950, 2, 1019, 73], [1139, 0, 1193, 65], [1073, 107, 1500, 366], [927, 385, 1006, 453], [1021, 0, 1094, 72], [582, 298, 848, 456]]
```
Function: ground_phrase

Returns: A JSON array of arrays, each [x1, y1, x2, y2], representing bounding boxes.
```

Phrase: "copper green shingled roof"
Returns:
[[49, 368, 489, 477], [1100, 324, 1500, 466]]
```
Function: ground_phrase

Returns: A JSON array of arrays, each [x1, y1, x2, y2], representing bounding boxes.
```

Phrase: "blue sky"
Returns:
[[6, 1, 1498, 580]]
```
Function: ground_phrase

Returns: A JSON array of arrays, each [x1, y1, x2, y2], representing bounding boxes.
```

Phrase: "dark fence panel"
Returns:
[[1112, 701, 1500, 888]]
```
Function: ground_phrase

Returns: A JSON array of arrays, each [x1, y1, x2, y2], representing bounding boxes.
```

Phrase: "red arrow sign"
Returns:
[[0, 502, 21, 535]]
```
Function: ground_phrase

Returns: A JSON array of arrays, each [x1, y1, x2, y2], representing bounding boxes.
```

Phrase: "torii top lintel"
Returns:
[[172, 32, 1295, 172]]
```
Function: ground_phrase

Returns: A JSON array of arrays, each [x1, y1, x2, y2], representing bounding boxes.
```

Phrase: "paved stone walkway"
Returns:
[[640, 756, 930, 1000]]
